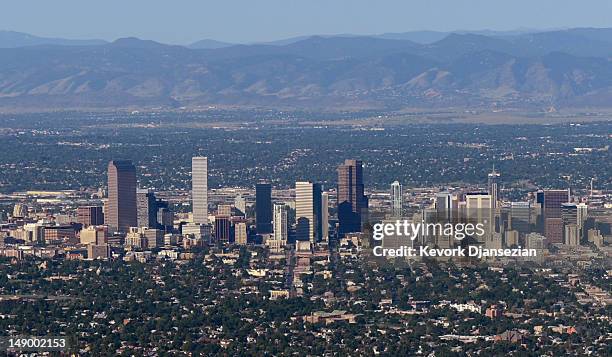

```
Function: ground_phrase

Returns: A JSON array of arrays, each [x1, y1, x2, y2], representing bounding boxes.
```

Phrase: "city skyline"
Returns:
[[0, 3, 610, 353]]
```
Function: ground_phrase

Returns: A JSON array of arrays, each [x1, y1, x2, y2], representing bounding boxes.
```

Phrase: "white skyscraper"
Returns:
[[488, 167, 501, 208], [273, 203, 288, 242], [192, 157, 208, 224], [391, 181, 402, 218], [295, 181, 322, 244], [321, 192, 329, 242]]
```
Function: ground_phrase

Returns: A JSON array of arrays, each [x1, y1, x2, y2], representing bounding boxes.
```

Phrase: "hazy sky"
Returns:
[[3, 0, 612, 44]]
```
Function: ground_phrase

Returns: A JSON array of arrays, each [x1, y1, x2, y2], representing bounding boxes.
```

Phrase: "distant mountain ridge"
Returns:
[[2, 28, 612, 111], [0, 30, 107, 48]]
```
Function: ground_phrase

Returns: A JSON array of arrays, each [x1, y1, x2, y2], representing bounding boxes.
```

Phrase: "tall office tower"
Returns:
[[337, 159, 368, 236], [561, 202, 579, 245], [77, 206, 104, 227], [234, 194, 246, 215], [576, 203, 588, 228], [435, 192, 452, 221], [465, 193, 492, 217], [273, 203, 288, 242], [235, 222, 248, 245], [321, 192, 329, 242], [157, 207, 173, 232], [391, 181, 402, 218], [509, 202, 531, 234], [295, 181, 322, 244], [256, 182, 273, 234], [543, 189, 570, 244], [487, 167, 501, 208], [107, 160, 137, 233], [136, 189, 157, 228], [214, 216, 231, 243], [192, 156, 208, 224], [465, 193, 493, 242], [561, 203, 578, 226]]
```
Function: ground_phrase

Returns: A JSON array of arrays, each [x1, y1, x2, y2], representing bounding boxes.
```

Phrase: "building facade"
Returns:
[[107, 160, 137, 233], [337, 159, 368, 236], [192, 156, 208, 224]]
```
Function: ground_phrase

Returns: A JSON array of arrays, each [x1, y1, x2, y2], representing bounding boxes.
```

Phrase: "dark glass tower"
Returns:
[[337, 159, 368, 236], [256, 182, 273, 234]]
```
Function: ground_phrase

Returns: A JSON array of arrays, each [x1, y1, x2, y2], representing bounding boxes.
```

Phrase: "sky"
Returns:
[[2, 0, 612, 44]]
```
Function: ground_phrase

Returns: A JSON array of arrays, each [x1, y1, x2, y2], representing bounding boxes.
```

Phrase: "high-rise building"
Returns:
[[235, 222, 248, 245], [77, 206, 104, 227], [561, 203, 578, 226], [465, 193, 493, 242], [157, 206, 173, 232], [214, 216, 231, 243], [391, 181, 402, 218], [295, 181, 322, 244], [256, 182, 273, 234], [543, 189, 570, 218], [107, 160, 137, 233], [509, 202, 531, 234], [488, 168, 501, 208], [543, 189, 570, 244], [273, 203, 288, 242], [321, 192, 329, 242], [576, 203, 588, 228], [561, 203, 580, 245], [192, 156, 208, 224], [137, 189, 157, 228], [234, 194, 246, 215], [436, 192, 452, 221], [337, 159, 368, 236]]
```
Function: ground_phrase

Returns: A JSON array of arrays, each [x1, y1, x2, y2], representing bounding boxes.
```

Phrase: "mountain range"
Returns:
[[2, 28, 612, 111]]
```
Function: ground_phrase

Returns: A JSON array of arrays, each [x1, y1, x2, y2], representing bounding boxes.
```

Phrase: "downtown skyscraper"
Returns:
[[192, 157, 208, 224], [136, 189, 157, 228], [273, 203, 288, 242], [337, 159, 368, 236], [107, 160, 137, 233], [391, 181, 402, 218], [543, 189, 570, 244], [321, 191, 329, 242], [488, 168, 501, 209], [256, 182, 273, 234], [295, 181, 322, 244]]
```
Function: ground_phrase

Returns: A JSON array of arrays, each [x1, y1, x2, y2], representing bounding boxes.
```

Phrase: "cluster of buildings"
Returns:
[[0, 158, 373, 261], [379, 168, 611, 263], [0, 157, 610, 263]]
